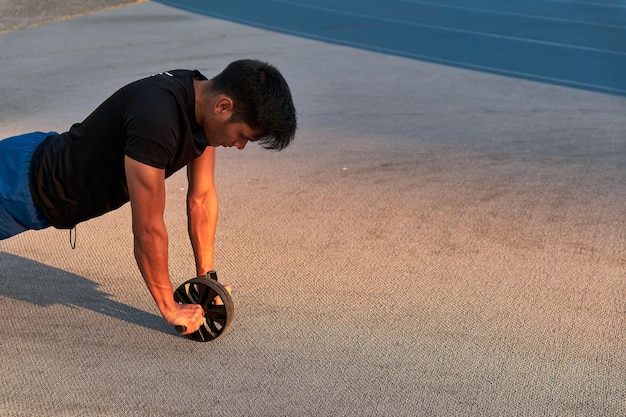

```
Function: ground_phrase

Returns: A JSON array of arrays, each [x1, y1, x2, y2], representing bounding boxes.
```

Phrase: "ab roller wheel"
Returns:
[[173, 270, 234, 342]]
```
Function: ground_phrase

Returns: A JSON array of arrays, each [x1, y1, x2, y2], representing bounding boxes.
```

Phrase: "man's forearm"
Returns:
[[133, 227, 178, 320], [187, 196, 218, 276]]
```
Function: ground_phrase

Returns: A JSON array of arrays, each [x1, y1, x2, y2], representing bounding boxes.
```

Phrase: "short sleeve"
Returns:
[[123, 91, 179, 169]]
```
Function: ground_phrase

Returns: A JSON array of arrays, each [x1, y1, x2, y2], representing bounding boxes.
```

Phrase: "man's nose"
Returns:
[[235, 139, 248, 150]]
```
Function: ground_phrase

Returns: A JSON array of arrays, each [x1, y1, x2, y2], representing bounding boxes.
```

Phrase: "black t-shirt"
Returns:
[[29, 70, 208, 229]]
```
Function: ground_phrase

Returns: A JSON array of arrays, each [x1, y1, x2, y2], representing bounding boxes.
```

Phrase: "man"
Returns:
[[0, 59, 297, 336]]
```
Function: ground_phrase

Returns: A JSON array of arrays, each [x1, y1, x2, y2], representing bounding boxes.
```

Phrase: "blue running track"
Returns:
[[155, 0, 626, 97]]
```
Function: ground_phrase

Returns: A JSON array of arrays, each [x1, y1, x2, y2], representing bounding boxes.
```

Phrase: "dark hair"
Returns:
[[210, 59, 297, 150]]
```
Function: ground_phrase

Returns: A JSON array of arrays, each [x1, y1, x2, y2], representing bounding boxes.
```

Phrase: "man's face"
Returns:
[[200, 94, 261, 149], [204, 118, 260, 150]]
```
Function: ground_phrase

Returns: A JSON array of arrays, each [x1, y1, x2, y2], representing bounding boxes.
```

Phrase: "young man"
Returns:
[[0, 59, 297, 336]]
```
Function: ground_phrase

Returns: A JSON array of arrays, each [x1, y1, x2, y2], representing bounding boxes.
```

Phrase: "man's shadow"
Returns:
[[0, 251, 173, 336]]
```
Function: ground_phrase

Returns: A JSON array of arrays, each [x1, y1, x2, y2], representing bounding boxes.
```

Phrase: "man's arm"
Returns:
[[186, 147, 218, 276], [125, 156, 204, 334]]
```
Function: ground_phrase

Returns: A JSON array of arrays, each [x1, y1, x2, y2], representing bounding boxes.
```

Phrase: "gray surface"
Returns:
[[1, 1, 625, 416], [0, 0, 143, 33]]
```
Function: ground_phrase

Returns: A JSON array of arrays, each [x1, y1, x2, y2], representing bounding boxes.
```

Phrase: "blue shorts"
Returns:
[[0, 132, 56, 240]]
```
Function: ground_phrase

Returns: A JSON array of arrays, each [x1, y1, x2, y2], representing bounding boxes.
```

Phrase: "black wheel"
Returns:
[[173, 276, 234, 342]]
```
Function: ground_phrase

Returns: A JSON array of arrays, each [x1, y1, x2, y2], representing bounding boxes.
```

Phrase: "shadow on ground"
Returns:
[[0, 251, 170, 335]]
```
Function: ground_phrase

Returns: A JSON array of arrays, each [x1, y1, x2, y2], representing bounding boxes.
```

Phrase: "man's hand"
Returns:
[[166, 303, 206, 335]]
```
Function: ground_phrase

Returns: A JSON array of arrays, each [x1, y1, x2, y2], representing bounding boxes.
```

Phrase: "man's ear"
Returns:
[[215, 97, 233, 115]]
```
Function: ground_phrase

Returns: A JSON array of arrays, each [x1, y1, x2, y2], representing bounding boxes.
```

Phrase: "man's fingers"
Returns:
[[182, 317, 206, 335], [172, 304, 205, 335]]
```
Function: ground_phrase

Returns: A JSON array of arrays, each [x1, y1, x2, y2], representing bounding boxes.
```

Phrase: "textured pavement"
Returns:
[[0, 1, 625, 416], [0, 0, 142, 33]]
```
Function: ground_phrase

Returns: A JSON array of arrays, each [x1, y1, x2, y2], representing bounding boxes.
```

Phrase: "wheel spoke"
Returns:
[[187, 283, 200, 303], [204, 304, 226, 320], [174, 284, 194, 304], [197, 284, 215, 307]]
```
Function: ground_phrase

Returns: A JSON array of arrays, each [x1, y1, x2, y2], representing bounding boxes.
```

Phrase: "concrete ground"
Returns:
[[0, 1, 624, 416]]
